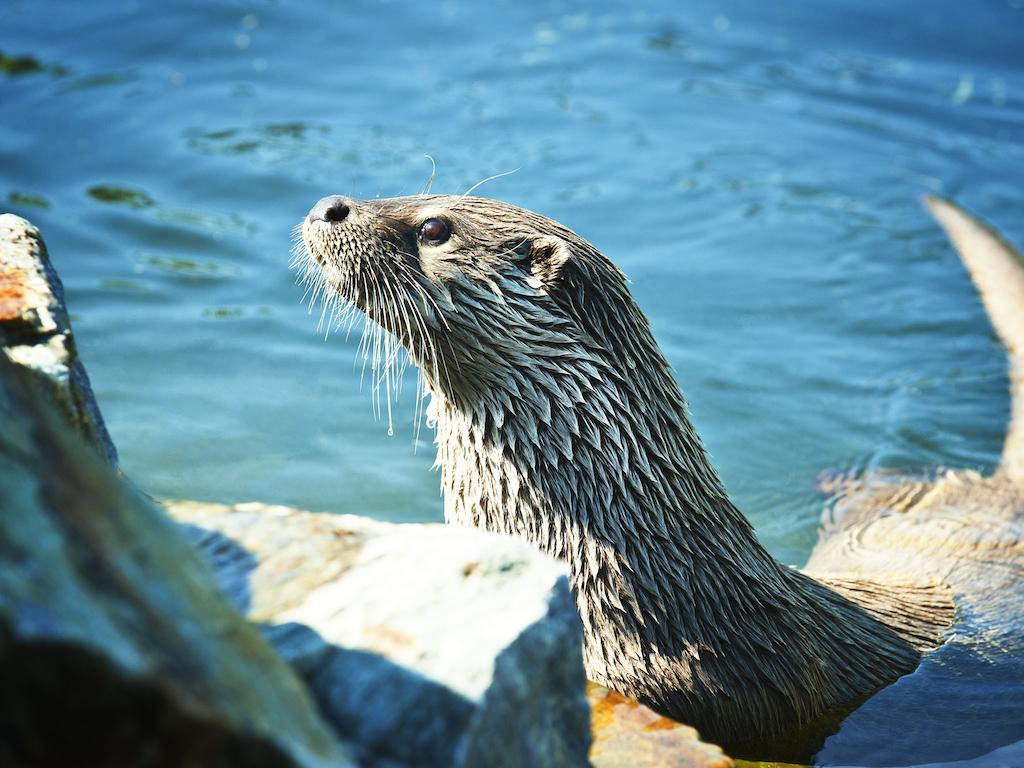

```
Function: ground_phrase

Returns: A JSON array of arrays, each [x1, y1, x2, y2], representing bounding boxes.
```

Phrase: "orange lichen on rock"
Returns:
[[588, 682, 733, 768], [0, 263, 38, 323]]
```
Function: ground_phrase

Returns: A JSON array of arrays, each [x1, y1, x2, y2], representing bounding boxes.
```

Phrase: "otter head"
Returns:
[[296, 192, 711, 572], [297, 194, 664, 412]]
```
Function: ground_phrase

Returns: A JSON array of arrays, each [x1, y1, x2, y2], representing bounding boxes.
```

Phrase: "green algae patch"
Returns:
[[187, 121, 328, 155], [99, 278, 149, 293], [264, 122, 311, 138], [60, 71, 137, 91], [0, 51, 69, 77], [203, 307, 245, 319], [8, 192, 51, 210], [87, 185, 155, 209], [145, 256, 236, 279]]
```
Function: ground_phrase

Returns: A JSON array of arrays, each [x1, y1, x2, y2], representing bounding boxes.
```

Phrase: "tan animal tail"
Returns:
[[925, 195, 1024, 480]]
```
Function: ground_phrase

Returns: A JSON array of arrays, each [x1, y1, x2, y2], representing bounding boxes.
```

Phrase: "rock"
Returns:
[[0, 355, 352, 768], [167, 501, 593, 768], [587, 684, 733, 768], [0, 213, 116, 464]]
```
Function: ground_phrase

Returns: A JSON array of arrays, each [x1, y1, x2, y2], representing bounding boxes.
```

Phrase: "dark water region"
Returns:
[[2, 0, 1022, 765]]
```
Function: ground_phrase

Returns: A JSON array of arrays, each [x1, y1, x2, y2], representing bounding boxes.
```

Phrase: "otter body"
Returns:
[[297, 193, 1022, 757]]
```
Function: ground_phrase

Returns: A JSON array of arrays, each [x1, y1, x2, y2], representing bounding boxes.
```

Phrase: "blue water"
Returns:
[[2, 1, 1022, 764]]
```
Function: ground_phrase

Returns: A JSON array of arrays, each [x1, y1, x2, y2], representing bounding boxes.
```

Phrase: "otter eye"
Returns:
[[418, 217, 451, 245]]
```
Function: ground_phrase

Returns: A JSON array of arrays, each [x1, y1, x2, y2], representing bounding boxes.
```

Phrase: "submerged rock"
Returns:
[[168, 501, 593, 768], [0, 213, 117, 464], [0, 354, 352, 767]]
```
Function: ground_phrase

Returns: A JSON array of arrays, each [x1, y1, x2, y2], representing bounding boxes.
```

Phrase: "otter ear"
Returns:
[[514, 235, 576, 289], [514, 234, 618, 348]]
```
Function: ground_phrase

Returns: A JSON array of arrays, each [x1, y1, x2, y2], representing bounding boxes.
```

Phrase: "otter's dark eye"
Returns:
[[418, 218, 451, 245]]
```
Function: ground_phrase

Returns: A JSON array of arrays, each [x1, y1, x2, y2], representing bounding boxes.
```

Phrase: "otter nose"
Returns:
[[308, 195, 351, 224]]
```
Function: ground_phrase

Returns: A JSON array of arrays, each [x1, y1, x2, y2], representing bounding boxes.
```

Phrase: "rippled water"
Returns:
[[3, 1, 1022, 765]]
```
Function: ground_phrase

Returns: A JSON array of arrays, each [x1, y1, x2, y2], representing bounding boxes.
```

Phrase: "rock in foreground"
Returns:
[[0, 354, 351, 768], [168, 500, 592, 768]]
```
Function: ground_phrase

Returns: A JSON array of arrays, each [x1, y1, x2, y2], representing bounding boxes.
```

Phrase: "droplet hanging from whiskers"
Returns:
[[385, 352, 394, 437], [301, 245, 445, 441]]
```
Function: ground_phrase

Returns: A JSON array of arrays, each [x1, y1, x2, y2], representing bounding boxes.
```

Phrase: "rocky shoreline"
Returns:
[[0, 213, 730, 768]]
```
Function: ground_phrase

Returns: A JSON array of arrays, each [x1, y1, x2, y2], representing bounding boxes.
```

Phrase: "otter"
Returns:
[[296, 192, 1023, 757]]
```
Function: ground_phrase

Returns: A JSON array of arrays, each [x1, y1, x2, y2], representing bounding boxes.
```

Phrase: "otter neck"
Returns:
[[430, 348, 788, 606], [426, 340, 928, 744]]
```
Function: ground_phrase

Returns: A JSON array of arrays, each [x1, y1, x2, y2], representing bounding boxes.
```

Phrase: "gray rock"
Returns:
[[0, 213, 117, 464], [168, 501, 592, 768], [0, 356, 353, 768]]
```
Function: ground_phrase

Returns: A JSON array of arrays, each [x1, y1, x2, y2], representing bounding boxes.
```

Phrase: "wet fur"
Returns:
[[294, 194, 1020, 753]]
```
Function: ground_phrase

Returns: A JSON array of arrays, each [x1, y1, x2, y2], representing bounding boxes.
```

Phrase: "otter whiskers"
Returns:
[[291, 226, 437, 443]]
